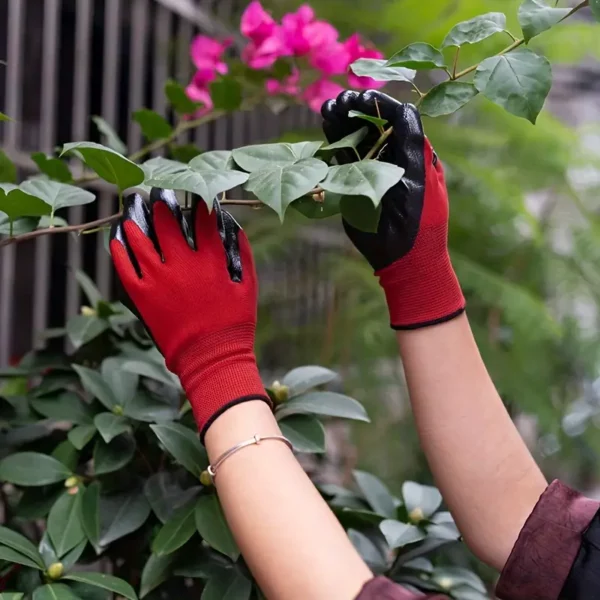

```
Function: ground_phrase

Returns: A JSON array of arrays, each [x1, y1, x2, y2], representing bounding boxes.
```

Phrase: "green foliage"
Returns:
[[92, 116, 127, 155], [419, 82, 479, 118], [442, 12, 507, 47], [133, 109, 174, 141], [385, 43, 446, 69], [518, 0, 570, 41]]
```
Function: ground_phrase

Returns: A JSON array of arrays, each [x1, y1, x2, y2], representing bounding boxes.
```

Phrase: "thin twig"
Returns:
[[452, 47, 461, 79], [365, 127, 393, 160]]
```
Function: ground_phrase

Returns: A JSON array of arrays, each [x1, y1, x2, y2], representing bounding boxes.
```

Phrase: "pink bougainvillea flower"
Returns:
[[303, 78, 344, 113], [282, 6, 339, 57], [241, 0, 277, 44], [310, 40, 350, 76], [344, 33, 385, 89], [242, 31, 288, 69], [266, 68, 300, 96], [190, 34, 231, 85], [185, 74, 214, 116]]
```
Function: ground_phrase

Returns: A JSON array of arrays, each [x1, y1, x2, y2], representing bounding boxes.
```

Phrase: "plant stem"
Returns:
[[452, 47, 460, 79], [365, 126, 393, 160], [451, 0, 588, 80]]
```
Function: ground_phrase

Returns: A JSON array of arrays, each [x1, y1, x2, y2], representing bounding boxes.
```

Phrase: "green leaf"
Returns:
[[245, 158, 328, 220], [170, 144, 203, 163], [92, 116, 127, 155], [73, 365, 117, 410], [348, 110, 388, 128], [74, 270, 103, 307], [0, 183, 51, 222], [282, 365, 338, 397], [31, 392, 94, 425], [33, 584, 81, 600], [152, 500, 197, 555], [15, 489, 62, 520], [80, 482, 100, 551], [124, 390, 178, 423], [139, 554, 174, 598], [0, 526, 45, 569], [0, 546, 43, 570], [321, 128, 367, 152], [144, 471, 201, 523], [0, 112, 12, 122], [201, 569, 251, 600], [150, 422, 208, 477], [0, 215, 39, 234], [349, 59, 416, 82], [379, 520, 425, 549], [591, 0, 600, 21], [146, 168, 248, 212], [68, 424, 96, 450], [66, 317, 109, 350], [195, 495, 239, 560], [19, 181, 94, 215], [354, 470, 396, 518], [189, 151, 235, 171], [518, 0, 570, 41], [210, 78, 243, 112], [232, 142, 323, 172], [292, 193, 341, 220], [121, 359, 180, 388], [93, 413, 130, 443], [402, 481, 442, 519], [31, 153, 73, 183], [348, 530, 388, 571], [93, 434, 136, 475], [165, 79, 199, 114], [101, 356, 138, 406], [51, 441, 79, 473], [60, 142, 144, 192], [98, 489, 151, 547], [64, 573, 137, 600], [0, 452, 71, 486], [474, 48, 552, 123], [385, 43, 446, 69], [0, 593, 25, 600], [340, 195, 382, 233], [431, 567, 486, 593], [47, 492, 86, 558], [442, 12, 507, 47], [0, 150, 17, 183], [320, 161, 404, 207], [276, 391, 369, 422], [279, 415, 325, 453], [141, 157, 187, 184], [133, 109, 173, 141], [419, 82, 479, 118]]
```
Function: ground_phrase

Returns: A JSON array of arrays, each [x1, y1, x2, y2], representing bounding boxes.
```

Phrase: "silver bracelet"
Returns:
[[207, 434, 293, 482]]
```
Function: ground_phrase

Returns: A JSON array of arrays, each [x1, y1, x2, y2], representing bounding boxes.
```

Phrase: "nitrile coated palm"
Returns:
[[321, 90, 465, 329], [109, 188, 270, 440]]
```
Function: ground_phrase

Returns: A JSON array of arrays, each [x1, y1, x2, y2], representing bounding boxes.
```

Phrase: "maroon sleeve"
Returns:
[[356, 576, 448, 599], [496, 479, 600, 600]]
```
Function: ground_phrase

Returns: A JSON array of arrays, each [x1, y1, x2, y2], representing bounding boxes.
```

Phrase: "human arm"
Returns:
[[108, 189, 427, 600]]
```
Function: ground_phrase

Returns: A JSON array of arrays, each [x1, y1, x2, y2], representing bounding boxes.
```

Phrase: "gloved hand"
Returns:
[[110, 188, 270, 440], [321, 90, 465, 329]]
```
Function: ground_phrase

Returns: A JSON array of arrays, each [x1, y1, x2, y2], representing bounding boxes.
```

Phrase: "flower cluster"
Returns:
[[186, 1, 383, 115]]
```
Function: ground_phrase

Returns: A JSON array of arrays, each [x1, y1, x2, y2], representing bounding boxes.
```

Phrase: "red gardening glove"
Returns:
[[321, 90, 465, 329], [109, 188, 270, 440]]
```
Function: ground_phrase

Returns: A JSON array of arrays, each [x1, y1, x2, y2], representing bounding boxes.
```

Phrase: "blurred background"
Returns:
[[2, 0, 600, 536]]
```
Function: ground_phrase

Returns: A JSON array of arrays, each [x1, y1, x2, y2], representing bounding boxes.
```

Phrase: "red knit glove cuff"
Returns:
[[168, 326, 271, 441], [376, 226, 465, 330]]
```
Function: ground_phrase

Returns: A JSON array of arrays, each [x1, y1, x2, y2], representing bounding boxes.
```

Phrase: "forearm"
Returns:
[[204, 401, 372, 600], [396, 313, 547, 570]]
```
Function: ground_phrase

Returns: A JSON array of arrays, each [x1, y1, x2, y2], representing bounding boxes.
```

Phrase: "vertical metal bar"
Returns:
[[176, 17, 193, 144], [97, 0, 122, 298], [65, 0, 93, 327], [128, 0, 149, 152], [152, 5, 171, 118], [0, 0, 24, 365], [32, 0, 61, 348]]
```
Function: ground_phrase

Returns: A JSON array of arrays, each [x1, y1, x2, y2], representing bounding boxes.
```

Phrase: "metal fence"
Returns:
[[0, 0, 322, 366]]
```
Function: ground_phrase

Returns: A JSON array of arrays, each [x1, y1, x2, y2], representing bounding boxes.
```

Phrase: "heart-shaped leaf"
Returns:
[[0, 150, 17, 183], [61, 142, 144, 192], [321, 128, 368, 152], [348, 110, 388, 128], [92, 116, 127, 155], [31, 153, 73, 183], [0, 183, 51, 222], [195, 495, 239, 561], [165, 79, 200, 114], [19, 180, 94, 219], [232, 142, 323, 172], [349, 59, 416, 82], [0, 452, 71, 486], [442, 12, 507, 47], [419, 82, 479, 117], [474, 48, 552, 123], [320, 160, 404, 206], [245, 158, 328, 220], [189, 151, 234, 171], [133, 109, 173, 141], [518, 0, 570, 41], [386, 43, 446, 70]]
